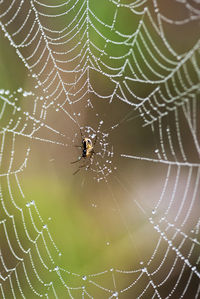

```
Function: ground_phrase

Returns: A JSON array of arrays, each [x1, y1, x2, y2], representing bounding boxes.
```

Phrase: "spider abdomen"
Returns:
[[82, 149, 87, 157]]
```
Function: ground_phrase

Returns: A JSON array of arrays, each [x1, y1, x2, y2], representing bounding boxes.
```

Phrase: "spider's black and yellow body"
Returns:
[[71, 131, 97, 175], [82, 138, 94, 158]]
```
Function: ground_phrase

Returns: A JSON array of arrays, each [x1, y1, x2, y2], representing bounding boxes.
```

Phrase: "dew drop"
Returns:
[[142, 267, 147, 273], [192, 266, 196, 271]]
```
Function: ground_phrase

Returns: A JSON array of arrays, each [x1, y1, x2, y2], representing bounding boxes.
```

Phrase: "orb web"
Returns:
[[0, 0, 199, 298]]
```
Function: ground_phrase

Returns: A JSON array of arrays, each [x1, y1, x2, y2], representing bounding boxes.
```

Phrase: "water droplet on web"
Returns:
[[113, 291, 118, 297], [192, 266, 196, 271], [82, 276, 87, 281], [142, 267, 147, 273], [185, 259, 189, 265]]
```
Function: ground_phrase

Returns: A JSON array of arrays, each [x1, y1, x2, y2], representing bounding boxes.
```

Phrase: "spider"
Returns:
[[71, 129, 97, 175]]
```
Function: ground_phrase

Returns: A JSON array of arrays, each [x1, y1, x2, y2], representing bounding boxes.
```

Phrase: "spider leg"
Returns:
[[71, 156, 82, 164], [73, 168, 81, 175], [73, 162, 86, 175], [79, 127, 84, 140], [78, 162, 87, 170], [93, 134, 97, 146]]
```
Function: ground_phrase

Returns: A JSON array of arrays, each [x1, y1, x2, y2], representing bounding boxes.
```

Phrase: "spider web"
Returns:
[[0, 0, 200, 298]]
